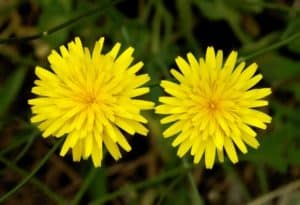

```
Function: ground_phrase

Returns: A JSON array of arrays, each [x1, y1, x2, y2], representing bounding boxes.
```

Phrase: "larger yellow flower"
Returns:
[[29, 37, 154, 167], [155, 47, 271, 169]]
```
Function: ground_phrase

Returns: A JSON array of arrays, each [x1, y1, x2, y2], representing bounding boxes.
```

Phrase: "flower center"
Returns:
[[209, 102, 216, 109], [207, 100, 218, 113], [86, 95, 97, 104], [80, 91, 98, 106]]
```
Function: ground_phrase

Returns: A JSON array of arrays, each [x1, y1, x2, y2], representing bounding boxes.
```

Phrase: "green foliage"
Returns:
[[258, 53, 300, 85], [0, 67, 26, 117], [36, 0, 72, 46], [87, 168, 108, 202], [242, 52, 300, 172], [1, 0, 300, 204], [243, 101, 300, 172]]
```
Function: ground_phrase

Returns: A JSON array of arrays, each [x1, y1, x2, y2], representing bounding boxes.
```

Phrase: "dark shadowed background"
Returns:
[[0, 0, 300, 205]]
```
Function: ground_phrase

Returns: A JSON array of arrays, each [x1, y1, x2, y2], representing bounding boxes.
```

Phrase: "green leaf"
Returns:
[[0, 67, 26, 117], [243, 101, 300, 172], [283, 83, 300, 102], [256, 53, 300, 84], [164, 185, 189, 205], [37, 0, 72, 47], [194, 0, 225, 20], [87, 168, 107, 202], [193, 0, 252, 44], [283, 17, 300, 54], [288, 37, 300, 54]]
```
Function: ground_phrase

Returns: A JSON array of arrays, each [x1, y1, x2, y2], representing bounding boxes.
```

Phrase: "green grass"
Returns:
[[0, 0, 300, 204]]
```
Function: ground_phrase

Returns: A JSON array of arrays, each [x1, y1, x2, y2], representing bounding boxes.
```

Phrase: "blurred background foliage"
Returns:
[[0, 0, 300, 204]]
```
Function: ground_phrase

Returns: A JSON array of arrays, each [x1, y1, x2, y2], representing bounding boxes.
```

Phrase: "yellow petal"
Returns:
[[103, 134, 121, 160], [172, 130, 191, 146], [217, 149, 224, 162], [177, 139, 193, 157], [72, 140, 83, 162], [91, 138, 102, 167], [242, 134, 260, 149], [114, 117, 135, 135], [223, 51, 237, 74], [170, 69, 185, 83], [230, 127, 248, 154], [113, 126, 131, 152], [224, 138, 238, 163], [243, 88, 272, 100], [205, 140, 216, 169], [107, 42, 121, 60], [205, 47, 216, 69], [128, 61, 144, 74], [193, 140, 206, 163], [213, 128, 224, 150], [163, 120, 185, 138], [60, 132, 79, 156], [92, 37, 104, 59], [240, 63, 258, 80], [83, 136, 93, 159], [175, 56, 191, 77], [216, 50, 223, 68]]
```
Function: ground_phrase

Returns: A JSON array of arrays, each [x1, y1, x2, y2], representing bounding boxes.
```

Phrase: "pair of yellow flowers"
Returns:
[[28, 37, 271, 169]]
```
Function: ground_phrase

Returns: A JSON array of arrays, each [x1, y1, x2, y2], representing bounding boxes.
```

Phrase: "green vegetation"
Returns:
[[0, 0, 300, 204]]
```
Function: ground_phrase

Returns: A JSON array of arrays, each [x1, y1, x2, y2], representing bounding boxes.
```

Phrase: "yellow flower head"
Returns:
[[155, 47, 272, 169], [29, 37, 154, 167]]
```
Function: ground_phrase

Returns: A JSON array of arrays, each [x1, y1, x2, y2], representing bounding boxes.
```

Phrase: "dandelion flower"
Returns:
[[155, 47, 271, 169], [29, 37, 154, 167]]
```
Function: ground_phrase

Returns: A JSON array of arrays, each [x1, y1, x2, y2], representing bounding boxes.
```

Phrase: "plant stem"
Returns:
[[0, 138, 63, 203], [183, 159, 204, 205], [89, 163, 194, 205], [0, 137, 29, 156], [256, 164, 269, 194], [222, 163, 251, 201], [244, 1, 299, 13], [239, 31, 300, 62], [14, 129, 39, 163], [156, 172, 185, 205], [248, 179, 300, 205], [0, 0, 123, 44], [0, 155, 66, 205], [71, 168, 98, 205]]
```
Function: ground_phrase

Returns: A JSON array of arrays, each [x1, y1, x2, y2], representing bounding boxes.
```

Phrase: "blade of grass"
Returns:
[[0, 136, 29, 156], [243, 1, 300, 13], [0, 138, 63, 203], [239, 31, 300, 62], [0, 49, 35, 66], [89, 163, 195, 205], [183, 159, 204, 205], [156, 173, 185, 205], [0, 0, 123, 44], [70, 168, 99, 205], [256, 164, 269, 194], [0, 67, 27, 116], [248, 179, 300, 205], [187, 172, 204, 205], [222, 163, 251, 201], [14, 128, 39, 163], [0, 155, 66, 205]]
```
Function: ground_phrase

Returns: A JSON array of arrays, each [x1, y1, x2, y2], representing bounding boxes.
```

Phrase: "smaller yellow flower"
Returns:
[[29, 37, 154, 167], [156, 47, 271, 169]]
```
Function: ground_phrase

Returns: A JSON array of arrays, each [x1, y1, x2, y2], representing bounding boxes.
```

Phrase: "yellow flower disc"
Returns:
[[156, 47, 271, 169], [29, 37, 154, 167]]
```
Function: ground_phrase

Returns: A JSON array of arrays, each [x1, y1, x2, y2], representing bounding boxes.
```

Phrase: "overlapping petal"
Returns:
[[29, 37, 154, 167], [155, 47, 271, 169]]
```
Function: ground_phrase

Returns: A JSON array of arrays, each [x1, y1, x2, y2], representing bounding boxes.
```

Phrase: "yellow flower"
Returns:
[[29, 37, 154, 167], [155, 47, 271, 169]]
